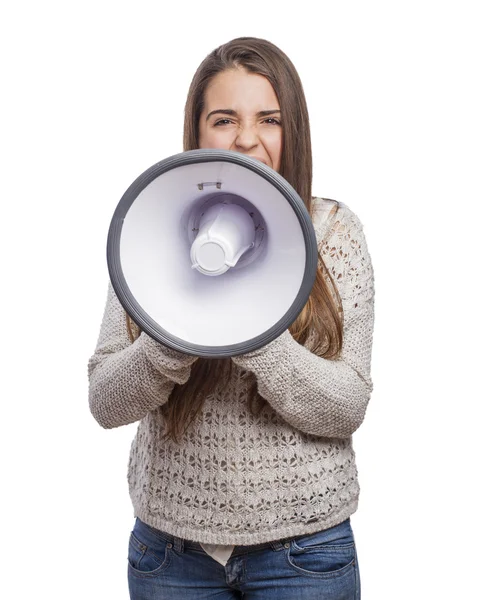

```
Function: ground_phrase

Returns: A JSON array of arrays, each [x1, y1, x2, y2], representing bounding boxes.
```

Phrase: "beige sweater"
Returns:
[[88, 197, 375, 547]]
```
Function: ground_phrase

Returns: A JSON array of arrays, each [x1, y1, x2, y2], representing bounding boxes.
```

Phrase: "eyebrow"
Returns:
[[205, 109, 281, 121]]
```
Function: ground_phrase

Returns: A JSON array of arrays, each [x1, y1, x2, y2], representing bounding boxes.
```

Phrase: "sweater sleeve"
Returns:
[[232, 204, 375, 439], [87, 283, 198, 429]]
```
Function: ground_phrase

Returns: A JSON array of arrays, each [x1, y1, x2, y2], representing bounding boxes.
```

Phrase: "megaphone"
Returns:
[[107, 149, 317, 358]]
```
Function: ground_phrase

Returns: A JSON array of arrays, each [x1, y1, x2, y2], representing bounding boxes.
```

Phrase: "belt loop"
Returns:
[[173, 535, 184, 553]]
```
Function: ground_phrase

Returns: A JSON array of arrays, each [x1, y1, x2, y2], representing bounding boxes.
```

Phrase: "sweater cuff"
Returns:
[[232, 329, 293, 367], [140, 333, 198, 378]]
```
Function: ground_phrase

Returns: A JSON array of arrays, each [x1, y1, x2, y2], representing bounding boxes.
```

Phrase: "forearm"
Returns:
[[87, 283, 198, 429], [88, 333, 197, 429], [233, 324, 373, 439]]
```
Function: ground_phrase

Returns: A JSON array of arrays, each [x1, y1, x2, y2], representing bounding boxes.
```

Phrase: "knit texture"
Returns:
[[88, 197, 375, 545]]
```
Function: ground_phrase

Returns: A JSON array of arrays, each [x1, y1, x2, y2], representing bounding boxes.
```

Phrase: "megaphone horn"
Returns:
[[107, 149, 317, 358]]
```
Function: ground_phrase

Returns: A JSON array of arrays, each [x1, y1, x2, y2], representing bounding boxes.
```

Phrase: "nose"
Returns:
[[233, 123, 259, 151]]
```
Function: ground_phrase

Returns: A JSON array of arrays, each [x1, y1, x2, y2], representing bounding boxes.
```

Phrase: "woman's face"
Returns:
[[198, 67, 282, 172]]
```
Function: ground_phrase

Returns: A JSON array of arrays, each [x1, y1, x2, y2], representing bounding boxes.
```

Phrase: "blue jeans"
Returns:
[[128, 516, 361, 599]]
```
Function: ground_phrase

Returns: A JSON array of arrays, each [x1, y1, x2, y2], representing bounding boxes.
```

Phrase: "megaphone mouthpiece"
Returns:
[[190, 202, 256, 276]]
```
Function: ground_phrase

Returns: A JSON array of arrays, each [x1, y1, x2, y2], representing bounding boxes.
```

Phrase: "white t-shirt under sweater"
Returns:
[[200, 543, 235, 566], [88, 196, 375, 557]]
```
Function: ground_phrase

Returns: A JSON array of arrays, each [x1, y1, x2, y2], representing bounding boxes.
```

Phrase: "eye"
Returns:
[[214, 119, 233, 126], [263, 118, 281, 125]]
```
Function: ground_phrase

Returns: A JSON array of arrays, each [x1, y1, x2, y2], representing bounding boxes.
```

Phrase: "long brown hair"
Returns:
[[127, 37, 343, 443]]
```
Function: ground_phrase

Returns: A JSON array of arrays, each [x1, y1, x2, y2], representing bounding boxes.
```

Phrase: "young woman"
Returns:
[[89, 36, 375, 600]]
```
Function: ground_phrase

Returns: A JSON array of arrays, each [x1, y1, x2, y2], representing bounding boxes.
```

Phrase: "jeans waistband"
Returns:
[[136, 518, 292, 555], [136, 516, 350, 557], [182, 537, 289, 555]]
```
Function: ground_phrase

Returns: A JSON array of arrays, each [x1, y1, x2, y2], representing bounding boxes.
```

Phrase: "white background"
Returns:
[[1, 1, 499, 598]]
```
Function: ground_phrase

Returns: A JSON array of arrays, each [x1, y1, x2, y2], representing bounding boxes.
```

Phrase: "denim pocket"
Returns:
[[286, 519, 357, 579], [127, 518, 172, 576]]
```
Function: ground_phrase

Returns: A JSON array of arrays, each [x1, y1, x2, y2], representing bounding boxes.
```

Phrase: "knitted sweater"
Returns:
[[88, 197, 375, 546]]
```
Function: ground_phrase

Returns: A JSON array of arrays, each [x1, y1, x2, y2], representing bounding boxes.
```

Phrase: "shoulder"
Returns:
[[331, 201, 369, 238], [315, 198, 374, 303], [311, 195, 339, 221], [312, 196, 369, 242], [311, 196, 340, 240]]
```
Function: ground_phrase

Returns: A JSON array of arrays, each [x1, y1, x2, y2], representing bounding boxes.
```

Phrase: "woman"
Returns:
[[88, 36, 375, 600]]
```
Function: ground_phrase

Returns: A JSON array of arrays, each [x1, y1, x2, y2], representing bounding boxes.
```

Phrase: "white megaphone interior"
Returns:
[[120, 160, 306, 346]]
